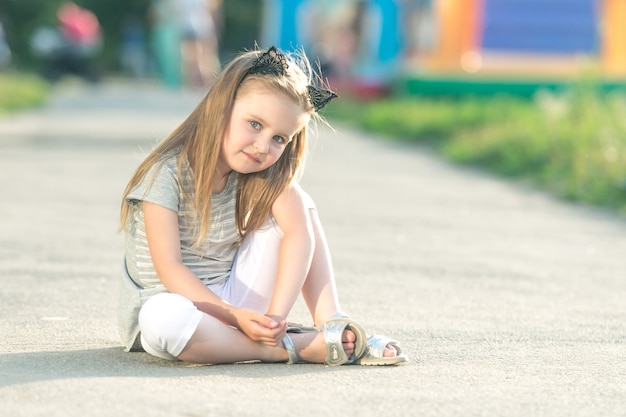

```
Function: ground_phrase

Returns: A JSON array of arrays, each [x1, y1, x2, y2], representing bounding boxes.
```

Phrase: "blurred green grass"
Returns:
[[0, 73, 49, 114], [326, 86, 626, 215]]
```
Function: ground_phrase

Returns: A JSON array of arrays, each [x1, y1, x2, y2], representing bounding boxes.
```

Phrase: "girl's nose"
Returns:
[[254, 137, 270, 154]]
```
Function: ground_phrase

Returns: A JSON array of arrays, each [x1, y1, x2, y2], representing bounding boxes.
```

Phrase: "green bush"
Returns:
[[0, 73, 49, 113], [327, 88, 626, 214]]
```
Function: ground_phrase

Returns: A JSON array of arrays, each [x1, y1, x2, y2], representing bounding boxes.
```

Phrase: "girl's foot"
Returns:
[[283, 314, 406, 366], [285, 328, 399, 363], [354, 334, 408, 366], [285, 327, 354, 363]]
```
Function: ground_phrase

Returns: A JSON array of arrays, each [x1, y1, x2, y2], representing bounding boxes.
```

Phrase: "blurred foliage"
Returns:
[[0, 72, 49, 113], [220, 0, 262, 59], [0, 0, 261, 71], [327, 84, 626, 215], [1, 0, 62, 68]]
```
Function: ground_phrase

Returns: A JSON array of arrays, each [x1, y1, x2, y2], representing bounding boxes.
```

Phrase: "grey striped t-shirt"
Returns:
[[124, 154, 240, 289]]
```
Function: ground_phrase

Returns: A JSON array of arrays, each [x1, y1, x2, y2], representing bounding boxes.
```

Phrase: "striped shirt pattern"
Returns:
[[125, 154, 240, 288]]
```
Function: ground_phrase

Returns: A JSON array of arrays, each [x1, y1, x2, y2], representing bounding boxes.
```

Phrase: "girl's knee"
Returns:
[[138, 292, 203, 360], [291, 183, 316, 211]]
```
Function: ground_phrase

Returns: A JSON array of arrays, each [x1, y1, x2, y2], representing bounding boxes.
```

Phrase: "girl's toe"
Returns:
[[383, 344, 398, 357]]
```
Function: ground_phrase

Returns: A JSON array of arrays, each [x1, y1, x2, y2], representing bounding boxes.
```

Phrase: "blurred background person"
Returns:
[[119, 15, 150, 79], [328, 0, 367, 94], [178, 0, 222, 89], [0, 18, 11, 69], [30, 2, 102, 82], [149, 0, 183, 88]]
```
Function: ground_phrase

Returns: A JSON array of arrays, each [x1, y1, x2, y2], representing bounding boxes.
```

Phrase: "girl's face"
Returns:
[[219, 84, 309, 175]]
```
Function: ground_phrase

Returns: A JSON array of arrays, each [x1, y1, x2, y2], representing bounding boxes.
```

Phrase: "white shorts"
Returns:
[[139, 191, 315, 360]]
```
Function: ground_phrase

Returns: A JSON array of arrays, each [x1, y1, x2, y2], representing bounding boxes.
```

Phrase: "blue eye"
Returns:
[[273, 135, 286, 144], [250, 121, 261, 129]]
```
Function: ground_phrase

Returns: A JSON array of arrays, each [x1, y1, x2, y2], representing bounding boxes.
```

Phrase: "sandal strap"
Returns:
[[283, 314, 368, 366], [322, 317, 367, 366], [327, 311, 350, 321], [282, 334, 300, 364], [286, 323, 317, 333]]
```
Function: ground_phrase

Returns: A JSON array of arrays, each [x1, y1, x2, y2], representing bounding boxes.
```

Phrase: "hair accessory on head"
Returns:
[[248, 46, 288, 76], [307, 85, 338, 112], [248, 46, 339, 112]]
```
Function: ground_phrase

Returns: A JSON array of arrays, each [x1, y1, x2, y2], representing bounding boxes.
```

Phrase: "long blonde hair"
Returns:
[[120, 47, 323, 245]]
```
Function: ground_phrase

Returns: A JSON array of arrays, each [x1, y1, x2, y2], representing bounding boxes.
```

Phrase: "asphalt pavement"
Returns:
[[1, 79, 625, 417]]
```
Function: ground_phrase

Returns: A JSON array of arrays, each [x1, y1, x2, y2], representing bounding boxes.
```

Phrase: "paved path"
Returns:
[[1, 80, 625, 417]]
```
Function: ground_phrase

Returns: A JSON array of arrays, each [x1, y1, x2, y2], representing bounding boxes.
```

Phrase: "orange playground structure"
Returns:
[[412, 0, 626, 79]]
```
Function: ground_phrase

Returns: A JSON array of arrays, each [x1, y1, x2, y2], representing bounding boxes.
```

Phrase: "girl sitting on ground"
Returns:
[[118, 46, 407, 366]]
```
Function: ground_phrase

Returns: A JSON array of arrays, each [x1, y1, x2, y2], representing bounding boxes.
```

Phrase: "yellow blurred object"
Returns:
[[423, 0, 481, 73], [601, 0, 626, 77]]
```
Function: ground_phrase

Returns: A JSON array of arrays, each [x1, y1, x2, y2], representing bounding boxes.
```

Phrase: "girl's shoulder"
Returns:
[[160, 148, 184, 165], [151, 149, 187, 176], [134, 149, 188, 192]]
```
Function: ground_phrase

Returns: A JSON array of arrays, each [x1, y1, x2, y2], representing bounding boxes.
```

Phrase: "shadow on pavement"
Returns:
[[0, 347, 350, 387]]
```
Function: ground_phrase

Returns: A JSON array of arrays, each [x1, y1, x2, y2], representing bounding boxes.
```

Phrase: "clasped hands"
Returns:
[[234, 307, 287, 347]]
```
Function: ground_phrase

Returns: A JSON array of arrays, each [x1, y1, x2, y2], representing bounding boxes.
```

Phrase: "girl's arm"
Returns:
[[265, 183, 316, 321], [143, 201, 284, 345]]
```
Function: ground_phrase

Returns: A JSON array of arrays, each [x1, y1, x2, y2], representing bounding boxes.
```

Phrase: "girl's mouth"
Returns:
[[243, 151, 261, 163]]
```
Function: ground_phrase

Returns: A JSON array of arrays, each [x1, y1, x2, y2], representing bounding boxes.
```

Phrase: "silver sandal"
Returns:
[[353, 334, 408, 366], [282, 314, 367, 366]]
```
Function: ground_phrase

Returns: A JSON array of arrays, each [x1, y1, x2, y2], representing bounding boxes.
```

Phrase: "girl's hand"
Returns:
[[235, 308, 287, 346]]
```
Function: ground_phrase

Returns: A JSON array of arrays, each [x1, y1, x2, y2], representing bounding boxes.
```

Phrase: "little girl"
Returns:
[[118, 46, 407, 366]]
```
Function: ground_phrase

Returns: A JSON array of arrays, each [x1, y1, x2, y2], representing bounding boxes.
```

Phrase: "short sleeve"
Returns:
[[126, 160, 180, 213]]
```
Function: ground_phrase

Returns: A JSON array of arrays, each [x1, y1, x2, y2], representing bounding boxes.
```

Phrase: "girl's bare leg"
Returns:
[[177, 314, 286, 364], [177, 314, 355, 364], [300, 207, 342, 325], [178, 195, 390, 364], [300, 207, 398, 358]]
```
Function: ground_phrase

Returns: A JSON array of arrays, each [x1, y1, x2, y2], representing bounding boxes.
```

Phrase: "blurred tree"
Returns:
[[219, 0, 262, 62], [1, 0, 62, 68]]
